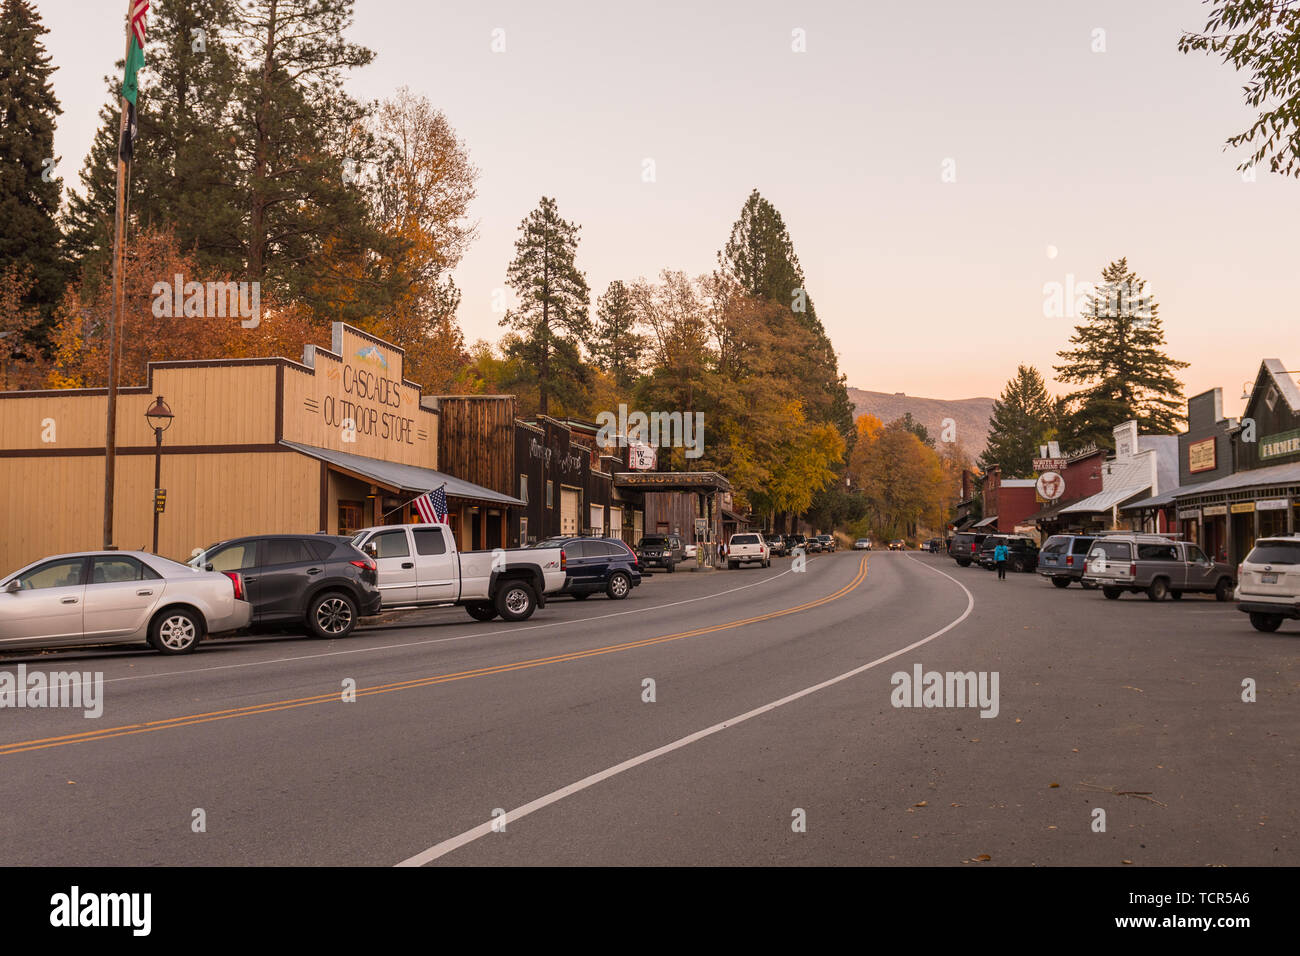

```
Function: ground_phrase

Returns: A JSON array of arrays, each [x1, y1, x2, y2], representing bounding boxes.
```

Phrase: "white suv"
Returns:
[[1236, 535, 1300, 632]]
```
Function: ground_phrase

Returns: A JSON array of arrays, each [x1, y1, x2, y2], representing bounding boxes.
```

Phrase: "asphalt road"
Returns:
[[1, 550, 1295, 866]]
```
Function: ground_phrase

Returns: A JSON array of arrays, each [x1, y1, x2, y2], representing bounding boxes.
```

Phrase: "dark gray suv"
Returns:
[[635, 534, 685, 573]]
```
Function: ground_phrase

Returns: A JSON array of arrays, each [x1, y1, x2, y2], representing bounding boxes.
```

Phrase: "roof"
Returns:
[[1263, 359, 1300, 414], [280, 440, 525, 506], [973, 515, 998, 528], [1059, 454, 1153, 514], [1172, 460, 1300, 497], [1121, 488, 1180, 510]]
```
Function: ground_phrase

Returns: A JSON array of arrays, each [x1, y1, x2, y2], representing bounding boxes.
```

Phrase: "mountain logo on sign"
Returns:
[[354, 345, 388, 369]]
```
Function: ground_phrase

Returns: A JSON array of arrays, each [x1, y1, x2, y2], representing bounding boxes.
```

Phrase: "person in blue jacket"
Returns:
[[994, 541, 1009, 580]]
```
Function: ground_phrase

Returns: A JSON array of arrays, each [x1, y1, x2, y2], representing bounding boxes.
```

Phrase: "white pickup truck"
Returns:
[[726, 532, 771, 569], [351, 523, 566, 622]]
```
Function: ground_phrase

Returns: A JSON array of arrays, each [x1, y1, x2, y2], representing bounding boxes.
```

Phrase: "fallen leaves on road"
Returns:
[[1122, 685, 1144, 693], [962, 853, 992, 864], [1077, 782, 1168, 808], [914, 801, 928, 807]]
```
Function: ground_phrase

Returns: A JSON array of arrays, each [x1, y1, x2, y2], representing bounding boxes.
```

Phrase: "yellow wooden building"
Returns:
[[0, 324, 522, 575]]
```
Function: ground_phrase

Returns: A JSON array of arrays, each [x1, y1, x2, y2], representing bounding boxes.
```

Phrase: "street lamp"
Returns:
[[145, 396, 173, 553]]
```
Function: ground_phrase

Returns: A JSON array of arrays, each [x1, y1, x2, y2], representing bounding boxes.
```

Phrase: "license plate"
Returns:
[[1263, 572, 1278, 584]]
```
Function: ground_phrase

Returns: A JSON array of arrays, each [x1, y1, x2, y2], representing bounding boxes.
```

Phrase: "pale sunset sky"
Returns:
[[38, 0, 1300, 418]]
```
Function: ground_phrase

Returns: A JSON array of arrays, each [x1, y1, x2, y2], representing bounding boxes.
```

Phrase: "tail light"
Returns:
[[222, 571, 244, 601], [1066, 555, 1074, 567], [561, 549, 568, 570], [1129, 562, 1137, 577], [627, 546, 638, 566], [971, 542, 977, 553], [350, 556, 376, 571]]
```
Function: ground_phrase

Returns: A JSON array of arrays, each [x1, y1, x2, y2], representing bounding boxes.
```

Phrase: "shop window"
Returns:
[[546, 480, 554, 508], [520, 475, 529, 504], [339, 500, 364, 537]]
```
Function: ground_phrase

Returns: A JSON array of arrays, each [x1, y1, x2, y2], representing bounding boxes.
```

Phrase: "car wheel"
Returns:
[[728, 560, 738, 570], [1249, 612, 1283, 633], [1011, 557, 1024, 573], [1051, 578, 1070, 589], [606, 572, 631, 600], [466, 601, 499, 621], [149, 608, 203, 654], [1103, 587, 1122, 600], [1146, 578, 1170, 601], [309, 590, 357, 638], [956, 559, 971, 567], [1215, 578, 1233, 602], [1170, 590, 1183, 600], [495, 581, 537, 622]]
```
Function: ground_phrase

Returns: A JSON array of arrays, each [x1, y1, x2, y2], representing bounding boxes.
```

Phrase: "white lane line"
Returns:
[[78, 562, 813, 687], [395, 553, 973, 866]]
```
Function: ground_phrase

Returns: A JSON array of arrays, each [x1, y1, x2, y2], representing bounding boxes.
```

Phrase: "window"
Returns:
[[1246, 542, 1300, 565], [16, 557, 86, 590], [413, 528, 447, 555], [1185, 545, 1210, 565], [305, 539, 336, 561], [565, 541, 591, 559], [371, 530, 411, 558], [1137, 544, 1177, 561], [520, 517, 528, 544], [91, 556, 150, 584], [208, 542, 258, 571], [546, 480, 554, 508], [1040, 537, 1067, 555], [1090, 541, 1131, 561], [520, 475, 529, 504], [338, 500, 365, 537], [263, 538, 313, 567], [1070, 538, 1095, 555], [731, 534, 761, 545]]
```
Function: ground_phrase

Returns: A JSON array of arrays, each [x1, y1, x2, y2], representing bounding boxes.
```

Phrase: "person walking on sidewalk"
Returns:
[[994, 541, 1009, 580]]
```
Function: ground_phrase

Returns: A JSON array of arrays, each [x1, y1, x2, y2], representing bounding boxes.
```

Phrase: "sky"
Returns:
[[36, 0, 1300, 418]]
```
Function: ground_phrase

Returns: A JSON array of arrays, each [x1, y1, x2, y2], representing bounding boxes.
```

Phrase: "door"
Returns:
[[589, 505, 605, 536], [1137, 542, 1184, 590], [609, 506, 623, 543], [0, 556, 87, 644], [256, 538, 320, 622], [1182, 544, 1217, 590], [564, 540, 599, 591], [412, 526, 458, 604], [82, 555, 163, 638], [367, 528, 419, 606], [560, 487, 581, 536]]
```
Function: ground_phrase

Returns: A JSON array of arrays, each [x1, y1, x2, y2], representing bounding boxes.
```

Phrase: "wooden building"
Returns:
[[0, 324, 519, 574]]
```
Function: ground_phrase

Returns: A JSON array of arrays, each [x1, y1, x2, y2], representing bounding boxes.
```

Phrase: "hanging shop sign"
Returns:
[[1203, 505, 1228, 517], [1035, 471, 1065, 502], [1187, 437, 1217, 474], [1230, 502, 1256, 514], [1256, 498, 1289, 511], [1178, 508, 1201, 520], [1261, 429, 1300, 461]]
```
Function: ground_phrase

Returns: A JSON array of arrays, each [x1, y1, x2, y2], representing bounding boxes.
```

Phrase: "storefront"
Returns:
[[0, 323, 517, 574]]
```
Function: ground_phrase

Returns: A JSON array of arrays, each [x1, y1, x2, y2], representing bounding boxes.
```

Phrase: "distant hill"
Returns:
[[847, 388, 994, 456]]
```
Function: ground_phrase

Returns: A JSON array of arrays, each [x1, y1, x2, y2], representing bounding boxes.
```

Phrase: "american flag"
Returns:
[[413, 484, 448, 524], [130, 0, 150, 47]]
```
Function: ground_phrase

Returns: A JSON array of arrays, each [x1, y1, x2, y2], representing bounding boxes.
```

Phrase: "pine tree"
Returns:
[[590, 280, 643, 390], [501, 197, 591, 415], [980, 365, 1057, 475], [1054, 258, 1189, 448], [718, 188, 853, 441], [891, 411, 935, 448], [0, 0, 65, 348]]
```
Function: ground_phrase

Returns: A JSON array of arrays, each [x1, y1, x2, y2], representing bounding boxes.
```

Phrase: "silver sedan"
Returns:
[[0, 551, 252, 654]]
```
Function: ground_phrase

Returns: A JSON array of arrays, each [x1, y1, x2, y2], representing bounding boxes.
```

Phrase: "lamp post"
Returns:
[[145, 396, 174, 553]]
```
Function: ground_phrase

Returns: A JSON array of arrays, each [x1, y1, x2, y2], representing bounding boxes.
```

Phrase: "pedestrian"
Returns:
[[994, 541, 1009, 580]]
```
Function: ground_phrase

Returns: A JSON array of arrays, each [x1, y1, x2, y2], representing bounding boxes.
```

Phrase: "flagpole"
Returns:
[[103, 0, 136, 549]]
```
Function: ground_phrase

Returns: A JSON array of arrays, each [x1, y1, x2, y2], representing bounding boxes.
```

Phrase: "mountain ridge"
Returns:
[[847, 387, 994, 456]]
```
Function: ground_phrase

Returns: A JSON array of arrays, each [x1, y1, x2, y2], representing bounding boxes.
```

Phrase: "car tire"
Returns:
[[1103, 587, 1122, 600], [1011, 557, 1024, 573], [955, 559, 971, 567], [1249, 612, 1283, 633], [308, 590, 357, 638], [606, 572, 632, 600], [1051, 577, 1070, 589], [1215, 578, 1233, 602], [727, 560, 737, 570], [1170, 590, 1183, 600], [466, 601, 499, 621], [495, 581, 537, 622], [1147, 578, 1170, 602], [149, 607, 204, 654]]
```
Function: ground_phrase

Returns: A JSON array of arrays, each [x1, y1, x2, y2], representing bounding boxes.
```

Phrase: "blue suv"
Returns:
[[534, 537, 642, 600]]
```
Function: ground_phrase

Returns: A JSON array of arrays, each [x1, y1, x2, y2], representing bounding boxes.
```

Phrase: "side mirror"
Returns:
[[205, 563, 214, 572], [5, 579, 20, 593]]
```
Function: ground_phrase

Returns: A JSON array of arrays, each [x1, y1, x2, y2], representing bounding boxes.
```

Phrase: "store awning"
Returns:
[[281, 440, 524, 506], [1121, 488, 1181, 511], [1171, 460, 1300, 498], [973, 515, 998, 528], [949, 514, 977, 531]]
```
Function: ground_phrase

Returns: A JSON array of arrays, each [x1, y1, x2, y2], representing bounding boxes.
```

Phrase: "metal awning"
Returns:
[[973, 515, 998, 528], [281, 440, 524, 506], [1171, 460, 1300, 498]]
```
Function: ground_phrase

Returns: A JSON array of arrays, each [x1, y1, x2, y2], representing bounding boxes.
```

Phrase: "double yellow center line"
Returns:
[[0, 555, 869, 758]]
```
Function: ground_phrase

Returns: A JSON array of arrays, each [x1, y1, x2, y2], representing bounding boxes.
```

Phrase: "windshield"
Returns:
[[1247, 542, 1300, 565], [731, 534, 761, 545], [1089, 541, 1130, 561], [639, 536, 668, 547]]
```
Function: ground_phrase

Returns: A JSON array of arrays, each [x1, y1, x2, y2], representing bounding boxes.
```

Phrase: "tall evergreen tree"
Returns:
[[0, 0, 65, 347], [718, 188, 853, 441], [1054, 258, 1189, 449], [590, 280, 643, 390], [980, 365, 1057, 475], [501, 197, 591, 414], [891, 411, 935, 448]]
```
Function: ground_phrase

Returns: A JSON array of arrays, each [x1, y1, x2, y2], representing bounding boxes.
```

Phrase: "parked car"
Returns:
[[1082, 534, 1235, 601], [949, 531, 991, 567], [765, 534, 788, 557], [727, 532, 771, 569], [351, 524, 564, 622], [813, 534, 837, 553], [635, 534, 686, 573], [191, 533, 382, 638], [2, 550, 251, 654], [1037, 534, 1098, 588], [534, 536, 641, 600], [785, 534, 808, 555], [920, 538, 941, 553], [804, 536, 824, 553], [683, 542, 699, 560], [889, 539, 905, 551], [853, 538, 873, 551], [1235, 535, 1300, 631], [976, 534, 1040, 572]]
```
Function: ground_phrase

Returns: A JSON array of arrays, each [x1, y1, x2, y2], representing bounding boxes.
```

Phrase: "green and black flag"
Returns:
[[119, 0, 149, 160]]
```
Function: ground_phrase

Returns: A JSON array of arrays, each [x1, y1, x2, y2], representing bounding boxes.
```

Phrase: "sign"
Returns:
[[1257, 498, 1289, 511], [1187, 437, 1217, 473], [694, 517, 707, 537], [153, 488, 166, 515], [1178, 508, 1201, 520], [1261, 428, 1300, 461], [1230, 502, 1256, 514], [629, 441, 657, 470], [1035, 471, 1065, 501], [1032, 458, 1067, 472], [1203, 505, 1228, 517]]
